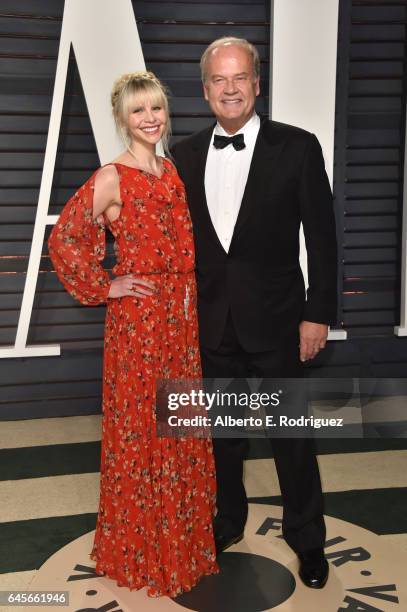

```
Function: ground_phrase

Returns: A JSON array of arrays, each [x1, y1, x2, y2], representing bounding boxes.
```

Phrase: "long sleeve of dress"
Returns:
[[48, 173, 111, 306]]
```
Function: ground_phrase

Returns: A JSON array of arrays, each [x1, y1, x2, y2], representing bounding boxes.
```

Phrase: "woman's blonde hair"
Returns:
[[111, 71, 171, 155]]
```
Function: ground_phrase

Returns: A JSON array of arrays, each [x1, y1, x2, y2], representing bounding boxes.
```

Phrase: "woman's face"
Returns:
[[125, 94, 167, 147]]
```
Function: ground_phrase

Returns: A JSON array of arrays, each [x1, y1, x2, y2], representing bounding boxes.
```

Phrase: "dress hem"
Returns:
[[89, 551, 220, 598]]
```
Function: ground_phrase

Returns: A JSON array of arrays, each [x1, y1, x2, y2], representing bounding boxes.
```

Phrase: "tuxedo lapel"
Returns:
[[230, 118, 285, 248], [190, 124, 228, 253]]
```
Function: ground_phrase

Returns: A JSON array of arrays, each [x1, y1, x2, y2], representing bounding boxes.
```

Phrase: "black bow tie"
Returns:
[[213, 133, 246, 151]]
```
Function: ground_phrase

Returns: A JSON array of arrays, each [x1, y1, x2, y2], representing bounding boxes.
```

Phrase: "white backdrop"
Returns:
[[270, 0, 345, 340]]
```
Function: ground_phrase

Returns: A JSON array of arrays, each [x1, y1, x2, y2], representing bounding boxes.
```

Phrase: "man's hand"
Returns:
[[299, 321, 328, 362]]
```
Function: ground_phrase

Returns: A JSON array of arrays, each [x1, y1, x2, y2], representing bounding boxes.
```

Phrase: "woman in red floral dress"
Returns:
[[48, 71, 218, 597]]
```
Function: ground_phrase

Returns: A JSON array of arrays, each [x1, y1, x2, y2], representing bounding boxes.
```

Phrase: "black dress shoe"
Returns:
[[298, 548, 329, 589], [215, 532, 244, 555]]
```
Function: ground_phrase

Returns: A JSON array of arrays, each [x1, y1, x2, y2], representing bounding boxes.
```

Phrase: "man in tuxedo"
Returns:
[[171, 37, 337, 589]]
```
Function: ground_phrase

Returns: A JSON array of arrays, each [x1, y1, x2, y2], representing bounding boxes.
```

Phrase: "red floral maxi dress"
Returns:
[[48, 159, 219, 597]]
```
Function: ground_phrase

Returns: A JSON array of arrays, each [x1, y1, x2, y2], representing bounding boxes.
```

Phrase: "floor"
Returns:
[[0, 415, 406, 611]]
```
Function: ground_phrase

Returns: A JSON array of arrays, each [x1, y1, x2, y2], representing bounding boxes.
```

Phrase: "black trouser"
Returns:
[[200, 311, 326, 554]]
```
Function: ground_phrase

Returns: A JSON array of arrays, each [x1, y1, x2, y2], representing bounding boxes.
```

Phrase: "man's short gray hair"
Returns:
[[200, 37, 260, 83]]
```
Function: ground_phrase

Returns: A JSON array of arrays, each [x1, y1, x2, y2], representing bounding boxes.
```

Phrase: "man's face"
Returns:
[[203, 45, 260, 133]]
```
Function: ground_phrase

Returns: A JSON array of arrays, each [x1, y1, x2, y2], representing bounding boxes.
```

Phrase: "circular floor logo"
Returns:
[[29, 504, 406, 611]]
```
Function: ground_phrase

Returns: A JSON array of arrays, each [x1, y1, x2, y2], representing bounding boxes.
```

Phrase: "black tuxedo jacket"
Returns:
[[171, 117, 338, 352]]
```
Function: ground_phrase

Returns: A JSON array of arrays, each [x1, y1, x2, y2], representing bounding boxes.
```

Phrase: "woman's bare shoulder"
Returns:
[[94, 164, 120, 187], [93, 165, 121, 218]]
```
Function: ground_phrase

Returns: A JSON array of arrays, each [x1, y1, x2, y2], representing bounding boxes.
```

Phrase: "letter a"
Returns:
[[0, 0, 145, 358]]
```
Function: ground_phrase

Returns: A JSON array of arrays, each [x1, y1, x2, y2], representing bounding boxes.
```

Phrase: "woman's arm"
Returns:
[[47, 172, 112, 305], [48, 167, 156, 304], [93, 165, 121, 223]]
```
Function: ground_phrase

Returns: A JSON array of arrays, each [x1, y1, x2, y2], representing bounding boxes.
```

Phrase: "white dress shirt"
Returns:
[[204, 113, 260, 252]]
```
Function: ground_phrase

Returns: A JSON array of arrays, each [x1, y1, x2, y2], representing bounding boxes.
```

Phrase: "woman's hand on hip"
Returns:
[[108, 274, 156, 299]]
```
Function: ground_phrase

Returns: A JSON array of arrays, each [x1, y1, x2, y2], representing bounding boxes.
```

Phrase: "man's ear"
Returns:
[[203, 82, 209, 101], [255, 76, 260, 97]]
